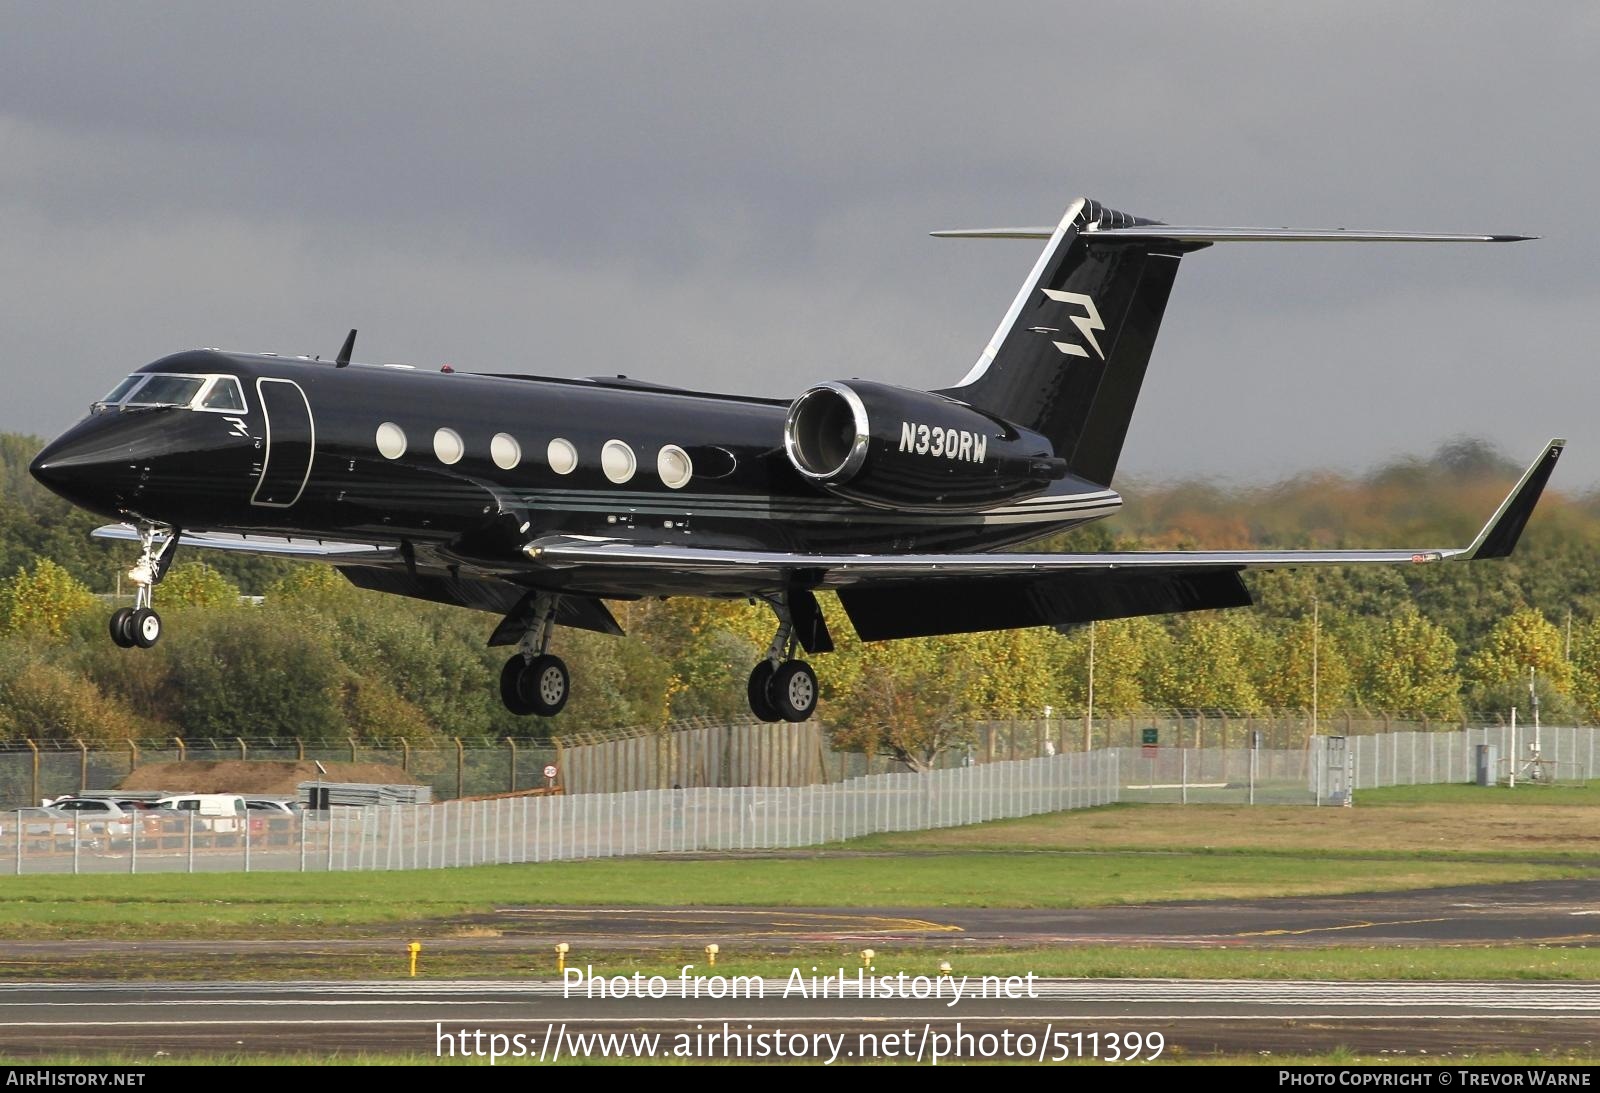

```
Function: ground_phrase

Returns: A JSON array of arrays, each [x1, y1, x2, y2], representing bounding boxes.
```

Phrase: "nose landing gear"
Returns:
[[109, 524, 177, 649]]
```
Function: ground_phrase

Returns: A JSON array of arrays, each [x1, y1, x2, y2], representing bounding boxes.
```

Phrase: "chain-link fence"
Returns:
[[7, 724, 1597, 875], [1, 711, 1583, 809], [1348, 724, 1600, 789], [1, 748, 1120, 875]]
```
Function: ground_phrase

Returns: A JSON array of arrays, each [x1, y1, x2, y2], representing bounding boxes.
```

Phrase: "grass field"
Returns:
[[6, 850, 1588, 939], [2, 791, 1598, 940], [855, 790, 1600, 856]]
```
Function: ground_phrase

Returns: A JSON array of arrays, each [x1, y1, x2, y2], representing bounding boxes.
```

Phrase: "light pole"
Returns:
[[1084, 620, 1096, 752], [1310, 596, 1320, 736]]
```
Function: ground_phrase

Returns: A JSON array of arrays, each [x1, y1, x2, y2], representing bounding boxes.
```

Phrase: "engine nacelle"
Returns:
[[783, 380, 1067, 510]]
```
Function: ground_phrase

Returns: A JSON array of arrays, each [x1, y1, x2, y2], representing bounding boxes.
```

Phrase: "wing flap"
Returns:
[[92, 526, 400, 561], [840, 569, 1252, 641]]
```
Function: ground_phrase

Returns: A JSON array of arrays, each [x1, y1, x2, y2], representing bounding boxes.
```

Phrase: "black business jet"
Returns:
[[29, 198, 1558, 724]]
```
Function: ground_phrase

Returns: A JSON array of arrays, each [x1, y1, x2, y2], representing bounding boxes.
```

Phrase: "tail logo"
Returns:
[[1041, 289, 1105, 360]]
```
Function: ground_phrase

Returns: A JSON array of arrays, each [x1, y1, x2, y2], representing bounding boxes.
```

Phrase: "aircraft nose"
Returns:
[[29, 423, 132, 516]]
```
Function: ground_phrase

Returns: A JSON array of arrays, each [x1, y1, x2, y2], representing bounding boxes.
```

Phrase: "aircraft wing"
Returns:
[[524, 440, 1562, 639]]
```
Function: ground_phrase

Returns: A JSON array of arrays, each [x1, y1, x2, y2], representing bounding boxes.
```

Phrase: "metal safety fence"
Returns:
[[2, 749, 1120, 875], [1348, 725, 1600, 789]]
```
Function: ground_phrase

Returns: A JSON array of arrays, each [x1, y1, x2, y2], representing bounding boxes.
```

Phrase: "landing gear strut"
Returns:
[[109, 524, 177, 649], [499, 593, 570, 717], [747, 595, 819, 723]]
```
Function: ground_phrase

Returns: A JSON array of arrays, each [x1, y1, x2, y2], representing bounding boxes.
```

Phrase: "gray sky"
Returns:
[[4, 2, 1596, 486]]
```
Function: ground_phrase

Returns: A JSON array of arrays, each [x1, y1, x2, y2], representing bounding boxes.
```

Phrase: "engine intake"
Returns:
[[784, 380, 1065, 510]]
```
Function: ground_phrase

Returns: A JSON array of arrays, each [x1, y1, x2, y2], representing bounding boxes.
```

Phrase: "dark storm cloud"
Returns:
[[2, 2, 1596, 484]]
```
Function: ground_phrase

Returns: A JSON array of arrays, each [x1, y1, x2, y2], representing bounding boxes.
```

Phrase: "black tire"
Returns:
[[109, 608, 136, 648], [130, 607, 162, 648], [746, 661, 783, 723], [518, 653, 570, 717], [500, 656, 536, 715], [770, 660, 818, 722]]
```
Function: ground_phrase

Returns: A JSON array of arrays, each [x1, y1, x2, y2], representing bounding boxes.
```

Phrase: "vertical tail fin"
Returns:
[[937, 198, 1191, 488], [935, 200, 1529, 488]]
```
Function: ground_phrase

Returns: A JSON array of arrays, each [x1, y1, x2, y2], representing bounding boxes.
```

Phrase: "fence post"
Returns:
[[348, 736, 358, 764], [187, 810, 195, 873], [174, 737, 186, 763], [400, 737, 411, 774], [296, 736, 305, 761], [454, 737, 465, 800], [507, 738, 518, 793], [26, 740, 38, 808], [76, 738, 88, 794], [237, 737, 249, 762]]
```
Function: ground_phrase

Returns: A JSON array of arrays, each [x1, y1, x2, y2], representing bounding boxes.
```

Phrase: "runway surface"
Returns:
[[7, 879, 1600, 1059], [3, 978, 1597, 1059]]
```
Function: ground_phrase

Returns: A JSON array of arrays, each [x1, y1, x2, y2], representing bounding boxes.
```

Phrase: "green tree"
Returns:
[[1051, 617, 1164, 713], [954, 628, 1062, 718], [824, 633, 978, 772], [1145, 613, 1263, 712], [1465, 607, 1572, 708], [0, 559, 98, 639], [159, 563, 241, 609], [1571, 621, 1600, 722], [1256, 612, 1354, 713], [164, 612, 345, 740], [0, 643, 146, 743], [1351, 606, 1463, 718]]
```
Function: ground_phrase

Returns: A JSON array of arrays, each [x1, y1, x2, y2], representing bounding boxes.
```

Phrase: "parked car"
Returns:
[[48, 797, 135, 843], [2, 807, 73, 839], [243, 798, 300, 815], [153, 794, 247, 834]]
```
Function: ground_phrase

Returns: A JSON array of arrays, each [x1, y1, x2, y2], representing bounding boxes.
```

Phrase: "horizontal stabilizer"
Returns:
[[933, 226, 1534, 243]]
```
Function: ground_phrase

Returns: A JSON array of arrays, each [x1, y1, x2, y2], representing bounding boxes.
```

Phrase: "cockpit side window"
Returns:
[[198, 376, 247, 412], [125, 375, 207, 408]]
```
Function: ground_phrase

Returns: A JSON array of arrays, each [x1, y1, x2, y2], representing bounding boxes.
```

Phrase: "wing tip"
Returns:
[[1465, 439, 1564, 560]]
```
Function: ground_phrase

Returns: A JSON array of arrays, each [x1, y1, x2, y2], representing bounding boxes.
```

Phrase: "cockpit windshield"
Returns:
[[126, 375, 206, 407], [96, 374, 248, 414]]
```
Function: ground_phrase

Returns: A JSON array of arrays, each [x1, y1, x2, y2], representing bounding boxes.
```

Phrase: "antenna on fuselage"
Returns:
[[335, 329, 357, 367]]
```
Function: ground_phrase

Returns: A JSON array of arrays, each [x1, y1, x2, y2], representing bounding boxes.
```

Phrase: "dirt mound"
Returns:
[[118, 760, 421, 795]]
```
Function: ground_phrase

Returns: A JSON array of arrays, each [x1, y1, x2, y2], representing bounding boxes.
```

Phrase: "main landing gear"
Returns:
[[746, 595, 820, 724], [498, 593, 570, 718], [109, 524, 177, 649]]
